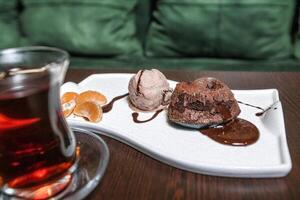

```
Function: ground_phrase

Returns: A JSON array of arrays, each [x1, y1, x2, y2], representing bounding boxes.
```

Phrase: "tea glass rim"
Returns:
[[0, 46, 69, 66]]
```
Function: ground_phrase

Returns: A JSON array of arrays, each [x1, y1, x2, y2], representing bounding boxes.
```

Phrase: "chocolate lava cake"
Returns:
[[168, 77, 240, 128]]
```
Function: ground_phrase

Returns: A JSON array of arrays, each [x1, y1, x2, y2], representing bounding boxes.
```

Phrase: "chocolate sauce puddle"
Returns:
[[200, 118, 259, 146], [237, 101, 278, 117], [132, 109, 163, 123], [102, 93, 129, 113]]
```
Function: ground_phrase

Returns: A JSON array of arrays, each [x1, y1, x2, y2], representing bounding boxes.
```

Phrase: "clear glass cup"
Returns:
[[0, 46, 77, 199]]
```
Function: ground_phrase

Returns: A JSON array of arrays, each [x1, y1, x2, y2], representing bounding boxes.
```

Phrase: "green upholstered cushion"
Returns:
[[295, 43, 300, 58], [21, 0, 142, 57], [70, 57, 300, 71], [146, 0, 295, 59], [295, 5, 300, 59], [0, 0, 22, 49], [136, 0, 152, 50]]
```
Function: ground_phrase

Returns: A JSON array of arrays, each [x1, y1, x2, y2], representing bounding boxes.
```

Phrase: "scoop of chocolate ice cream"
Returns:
[[128, 69, 172, 111], [168, 77, 240, 128]]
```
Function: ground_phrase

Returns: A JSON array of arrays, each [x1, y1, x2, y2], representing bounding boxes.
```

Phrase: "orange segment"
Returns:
[[61, 92, 78, 104], [62, 102, 76, 117], [76, 90, 107, 106], [73, 102, 103, 123], [61, 92, 78, 117]]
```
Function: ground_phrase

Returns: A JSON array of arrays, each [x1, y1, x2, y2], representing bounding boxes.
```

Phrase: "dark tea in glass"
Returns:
[[0, 47, 77, 199]]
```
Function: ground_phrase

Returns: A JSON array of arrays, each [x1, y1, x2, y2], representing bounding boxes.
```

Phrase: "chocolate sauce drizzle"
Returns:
[[237, 101, 278, 116], [237, 101, 264, 111], [132, 109, 163, 123], [136, 70, 144, 95], [102, 93, 129, 113], [102, 92, 163, 123], [255, 102, 278, 116], [200, 118, 259, 146]]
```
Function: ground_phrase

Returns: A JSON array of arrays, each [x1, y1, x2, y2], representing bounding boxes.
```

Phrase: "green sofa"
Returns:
[[0, 0, 299, 71]]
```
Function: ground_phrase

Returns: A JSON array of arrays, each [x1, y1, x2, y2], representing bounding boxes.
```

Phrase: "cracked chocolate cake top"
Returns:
[[168, 77, 241, 127]]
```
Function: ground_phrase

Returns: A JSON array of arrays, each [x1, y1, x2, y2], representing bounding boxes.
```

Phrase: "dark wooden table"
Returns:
[[65, 69, 300, 200]]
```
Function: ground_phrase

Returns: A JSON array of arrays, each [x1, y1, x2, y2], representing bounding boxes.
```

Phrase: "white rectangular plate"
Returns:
[[61, 74, 292, 178]]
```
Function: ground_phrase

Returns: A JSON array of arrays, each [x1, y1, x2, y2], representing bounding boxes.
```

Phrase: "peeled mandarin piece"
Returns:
[[61, 92, 78, 104], [76, 90, 107, 106], [61, 92, 78, 117], [62, 101, 76, 117], [63, 110, 72, 118], [73, 102, 103, 123]]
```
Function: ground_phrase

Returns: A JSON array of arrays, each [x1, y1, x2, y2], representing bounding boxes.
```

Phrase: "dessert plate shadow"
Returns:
[[61, 73, 292, 178]]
